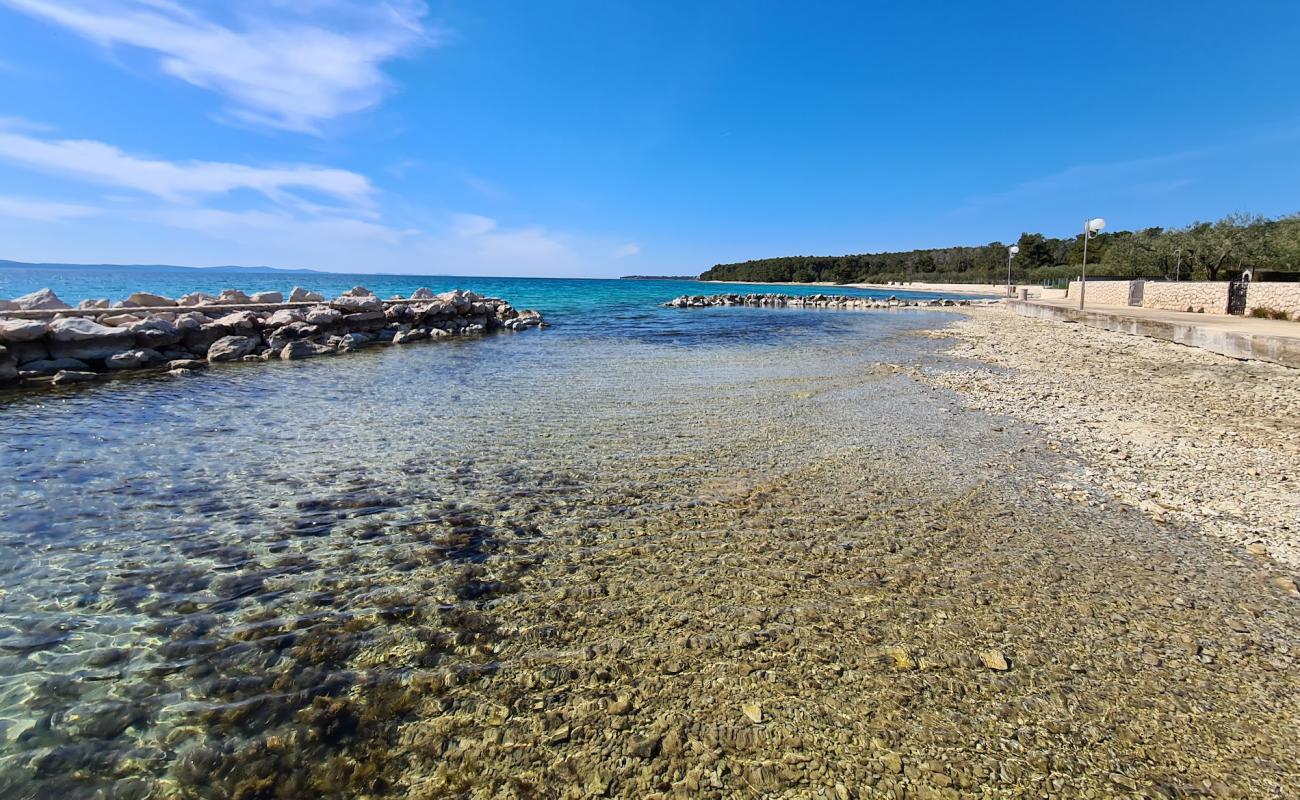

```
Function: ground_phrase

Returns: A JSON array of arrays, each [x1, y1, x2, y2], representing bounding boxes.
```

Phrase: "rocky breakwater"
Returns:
[[664, 292, 979, 309], [0, 286, 545, 390]]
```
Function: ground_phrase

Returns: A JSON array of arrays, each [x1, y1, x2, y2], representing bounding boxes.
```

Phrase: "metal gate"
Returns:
[[1228, 277, 1249, 315]]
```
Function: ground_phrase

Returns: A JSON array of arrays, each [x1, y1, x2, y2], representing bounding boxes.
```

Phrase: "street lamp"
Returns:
[[1077, 217, 1106, 309], [1006, 245, 1020, 297]]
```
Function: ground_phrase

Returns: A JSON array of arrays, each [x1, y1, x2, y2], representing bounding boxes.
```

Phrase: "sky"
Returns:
[[0, 1, 1297, 278]]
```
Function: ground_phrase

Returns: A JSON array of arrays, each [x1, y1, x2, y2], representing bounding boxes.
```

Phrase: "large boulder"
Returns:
[[77, 299, 110, 310], [266, 322, 320, 351], [392, 328, 429, 344], [181, 324, 231, 355], [207, 335, 259, 362], [305, 306, 341, 326], [410, 287, 435, 300], [289, 286, 324, 303], [342, 286, 373, 297], [121, 292, 177, 308], [99, 313, 143, 327], [9, 339, 49, 364], [250, 291, 283, 304], [210, 311, 261, 330], [15, 288, 70, 310], [217, 289, 252, 305], [130, 318, 182, 348], [280, 340, 333, 360], [46, 317, 135, 360], [0, 318, 48, 342], [330, 294, 383, 313], [178, 292, 218, 306], [340, 311, 386, 330], [105, 348, 164, 370], [264, 308, 305, 328]]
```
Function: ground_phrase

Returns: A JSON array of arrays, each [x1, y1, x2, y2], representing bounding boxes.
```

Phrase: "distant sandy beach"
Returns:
[[702, 279, 1049, 297]]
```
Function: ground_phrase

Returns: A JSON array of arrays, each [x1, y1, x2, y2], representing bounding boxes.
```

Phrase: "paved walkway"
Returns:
[[1005, 298, 1300, 368], [1030, 296, 1300, 338]]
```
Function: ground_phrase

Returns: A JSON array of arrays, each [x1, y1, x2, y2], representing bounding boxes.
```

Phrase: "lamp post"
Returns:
[[1078, 217, 1106, 309], [1006, 245, 1019, 297]]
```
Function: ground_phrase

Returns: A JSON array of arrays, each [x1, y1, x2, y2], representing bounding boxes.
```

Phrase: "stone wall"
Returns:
[[1, 286, 544, 390], [1245, 282, 1300, 316], [1066, 280, 1136, 306], [1141, 282, 1229, 314]]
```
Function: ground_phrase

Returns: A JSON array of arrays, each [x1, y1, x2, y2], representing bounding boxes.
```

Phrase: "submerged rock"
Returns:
[[280, 340, 332, 360], [51, 369, 99, 385]]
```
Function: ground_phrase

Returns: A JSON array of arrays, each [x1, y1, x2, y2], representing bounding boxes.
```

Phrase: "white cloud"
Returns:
[[0, 129, 374, 205], [1, 0, 438, 133], [0, 194, 98, 221], [613, 242, 641, 257]]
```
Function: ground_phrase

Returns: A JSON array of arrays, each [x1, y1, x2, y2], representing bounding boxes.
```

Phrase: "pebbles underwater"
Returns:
[[0, 306, 1297, 798]]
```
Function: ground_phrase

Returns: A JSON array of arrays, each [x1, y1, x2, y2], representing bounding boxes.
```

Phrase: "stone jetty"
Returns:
[[0, 286, 545, 390], [664, 292, 980, 309]]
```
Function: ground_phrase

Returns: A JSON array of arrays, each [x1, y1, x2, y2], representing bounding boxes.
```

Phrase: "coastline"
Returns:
[[923, 305, 1300, 570], [701, 278, 1035, 297]]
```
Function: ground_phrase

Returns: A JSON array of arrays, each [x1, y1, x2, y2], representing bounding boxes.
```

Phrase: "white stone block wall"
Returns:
[[1141, 282, 1229, 314], [1067, 280, 1135, 306], [1245, 283, 1300, 316]]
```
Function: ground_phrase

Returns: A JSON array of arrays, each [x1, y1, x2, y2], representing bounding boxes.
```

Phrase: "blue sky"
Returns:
[[0, 1, 1297, 277]]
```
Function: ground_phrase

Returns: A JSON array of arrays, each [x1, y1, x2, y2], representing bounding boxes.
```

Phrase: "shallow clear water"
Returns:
[[0, 274, 961, 796], [6, 275, 1294, 799]]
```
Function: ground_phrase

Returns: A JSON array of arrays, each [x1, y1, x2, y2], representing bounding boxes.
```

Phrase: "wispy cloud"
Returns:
[[0, 193, 98, 221], [151, 207, 413, 245], [0, 0, 439, 133], [955, 147, 1213, 214], [0, 129, 374, 205], [613, 242, 640, 257]]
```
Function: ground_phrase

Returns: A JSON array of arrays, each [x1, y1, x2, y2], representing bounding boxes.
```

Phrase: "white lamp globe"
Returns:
[[1009, 245, 1020, 255], [1087, 217, 1106, 233]]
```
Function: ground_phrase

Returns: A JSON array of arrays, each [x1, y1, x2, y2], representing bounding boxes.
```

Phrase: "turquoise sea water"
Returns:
[[0, 268, 990, 797], [0, 267, 979, 333]]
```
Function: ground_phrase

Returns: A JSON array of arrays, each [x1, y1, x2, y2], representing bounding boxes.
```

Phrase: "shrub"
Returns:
[[1249, 307, 1293, 320]]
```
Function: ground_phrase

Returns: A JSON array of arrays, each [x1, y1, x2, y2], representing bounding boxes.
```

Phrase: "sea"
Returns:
[[0, 268, 991, 797]]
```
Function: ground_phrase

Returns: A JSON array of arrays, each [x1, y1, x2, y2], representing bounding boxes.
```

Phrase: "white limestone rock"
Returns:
[[0, 318, 49, 343], [14, 288, 70, 311]]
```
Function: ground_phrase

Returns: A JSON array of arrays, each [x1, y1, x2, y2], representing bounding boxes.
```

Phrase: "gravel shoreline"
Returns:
[[924, 306, 1300, 573]]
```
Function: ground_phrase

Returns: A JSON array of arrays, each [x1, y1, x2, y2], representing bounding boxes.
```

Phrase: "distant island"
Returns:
[[0, 258, 324, 275], [620, 275, 698, 281], [701, 211, 1300, 285]]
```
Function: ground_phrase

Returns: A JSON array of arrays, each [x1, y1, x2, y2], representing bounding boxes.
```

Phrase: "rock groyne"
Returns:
[[663, 292, 982, 309], [0, 286, 545, 390]]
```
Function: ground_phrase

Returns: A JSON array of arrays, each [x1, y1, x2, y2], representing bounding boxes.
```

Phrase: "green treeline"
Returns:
[[700, 212, 1300, 285]]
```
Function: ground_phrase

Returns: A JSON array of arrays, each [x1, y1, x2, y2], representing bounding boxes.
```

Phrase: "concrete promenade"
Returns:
[[1005, 297, 1300, 368]]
